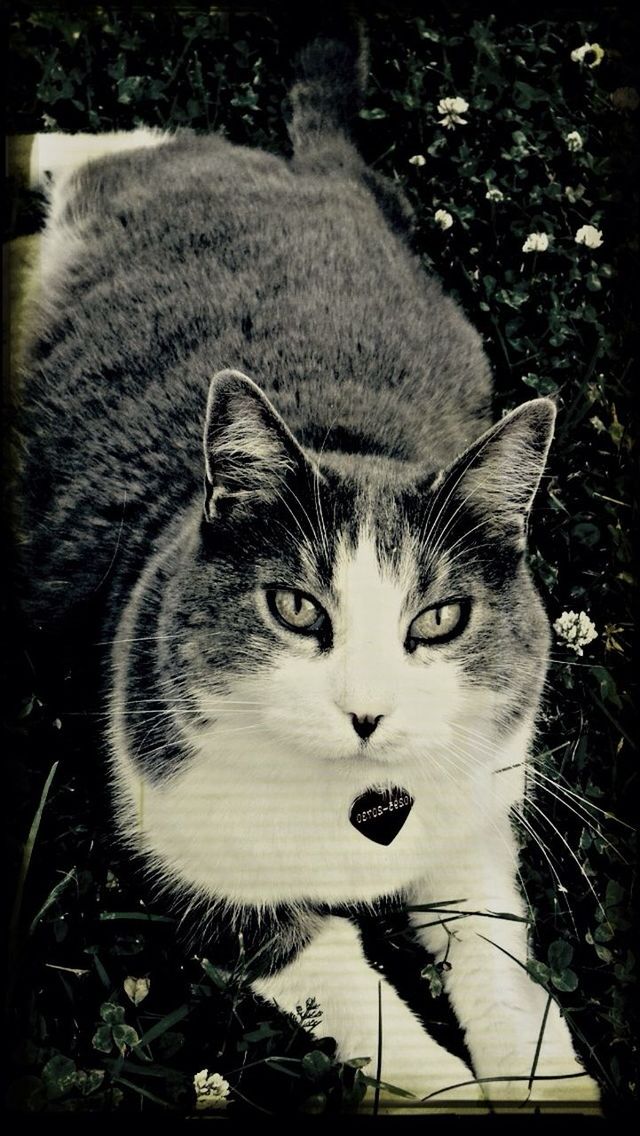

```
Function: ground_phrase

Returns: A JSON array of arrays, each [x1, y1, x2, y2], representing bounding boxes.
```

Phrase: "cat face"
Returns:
[[157, 371, 554, 789]]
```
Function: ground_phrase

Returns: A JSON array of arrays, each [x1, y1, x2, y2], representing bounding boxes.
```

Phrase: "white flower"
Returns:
[[570, 42, 605, 68], [553, 610, 598, 656], [408, 154, 426, 166], [437, 95, 469, 129], [434, 208, 453, 230], [565, 130, 584, 152], [575, 224, 603, 249], [194, 1070, 231, 1111], [522, 232, 550, 253], [485, 186, 504, 202]]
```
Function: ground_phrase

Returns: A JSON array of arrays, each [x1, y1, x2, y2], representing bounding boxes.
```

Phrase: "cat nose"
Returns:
[[350, 713, 383, 741]]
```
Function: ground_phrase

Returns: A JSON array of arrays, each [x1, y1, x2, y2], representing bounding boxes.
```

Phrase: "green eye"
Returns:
[[266, 587, 328, 635], [407, 599, 470, 649]]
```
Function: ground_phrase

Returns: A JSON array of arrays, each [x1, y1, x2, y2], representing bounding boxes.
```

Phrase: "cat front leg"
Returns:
[[253, 914, 485, 1110], [409, 851, 600, 1107]]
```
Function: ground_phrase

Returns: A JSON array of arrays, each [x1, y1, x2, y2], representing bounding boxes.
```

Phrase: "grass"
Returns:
[[4, 0, 637, 1118]]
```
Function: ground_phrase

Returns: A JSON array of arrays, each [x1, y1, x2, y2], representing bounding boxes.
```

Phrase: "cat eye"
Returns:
[[266, 587, 329, 637], [406, 599, 470, 650]]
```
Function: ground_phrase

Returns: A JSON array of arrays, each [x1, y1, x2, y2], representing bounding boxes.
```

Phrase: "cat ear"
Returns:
[[439, 398, 556, 545], [203, 369, 314, 521]]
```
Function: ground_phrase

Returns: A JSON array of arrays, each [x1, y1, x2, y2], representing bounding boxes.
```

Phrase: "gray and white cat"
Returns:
[[17, 34, 599, 1108]]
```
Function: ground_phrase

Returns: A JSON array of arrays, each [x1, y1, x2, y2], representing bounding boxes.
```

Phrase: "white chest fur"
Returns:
[[110, 710, 528, 909]]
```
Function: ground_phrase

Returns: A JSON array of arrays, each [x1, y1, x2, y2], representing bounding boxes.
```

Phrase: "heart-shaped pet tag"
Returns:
[[349, 787, 414, 846]]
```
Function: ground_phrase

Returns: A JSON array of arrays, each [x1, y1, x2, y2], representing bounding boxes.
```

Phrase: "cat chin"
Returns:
[[262, 736, 441, 787], [287, 734, 411, 766]]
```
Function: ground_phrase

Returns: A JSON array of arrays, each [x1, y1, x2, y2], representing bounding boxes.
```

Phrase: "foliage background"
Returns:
[[4, 0, 637, 1118]]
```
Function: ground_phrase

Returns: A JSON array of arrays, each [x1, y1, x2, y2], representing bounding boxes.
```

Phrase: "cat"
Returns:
[[16, 29, 600, 1110]]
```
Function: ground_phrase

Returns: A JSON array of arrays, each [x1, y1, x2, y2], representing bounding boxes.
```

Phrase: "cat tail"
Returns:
[[287, 17, 414, 235], [287, 12, 368, 169]]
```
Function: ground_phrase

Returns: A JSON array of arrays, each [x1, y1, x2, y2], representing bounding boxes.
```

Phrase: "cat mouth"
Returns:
[[349, 737, 397, 762]]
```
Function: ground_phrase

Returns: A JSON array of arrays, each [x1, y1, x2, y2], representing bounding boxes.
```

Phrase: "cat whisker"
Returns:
[[110, 706, 265, 717], [91, 489, 128, 595], [111, 696, 271, 707], [431, 534, 500, 577], [528, 764, 634, 831], [511, 805, 580, 935], [524, 772, 627, 862], [93, 633, 185, 647], [426, 744, 536, 919], [452, 722, 631, 835], [421, 512, 491, 571], [137, 721, 263, 767], [520, 794, 605, 919], [445, 733, 580, 931], [312, 466, 332, 570]]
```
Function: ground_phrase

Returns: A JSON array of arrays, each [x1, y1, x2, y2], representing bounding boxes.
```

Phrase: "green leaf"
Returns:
[[91, 1025, 114, 1054], [605, 880, 625, 908], [135, 1004, 190, 1049], [526, 960, 551, 985], [586, 273, 602, 292], [572, 522, 600, 547], [513, 81, 548, 109], [418, 25, 441, 42], [29, 867, 77, 936], [17, 693, 36, 720], [421, 963, 444, 997], [239, 1020, 281, 1046], [87, 949, 111, 989], [359, 107, 387, 120], [344, 1056, 372, 1070], [41, 1055, 77, 1100], [264, 1058, 301, 1079], [76, 1070, 105, 1097], [521, 372, 558, 396], [551, 968, 579, 993], [302, 1050, 332, 1080], [590, 666, 622, 709], [200, 958, 229, 990], [100, 1002, 125, 1025], [112, 1024, 140, 1054], [548, 939, 573, 972], [360, 1074, 416, 1099]]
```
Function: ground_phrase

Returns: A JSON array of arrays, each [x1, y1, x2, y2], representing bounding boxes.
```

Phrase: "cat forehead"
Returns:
[[283, 474, 468, 603], [328, 525, 447, 615]]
